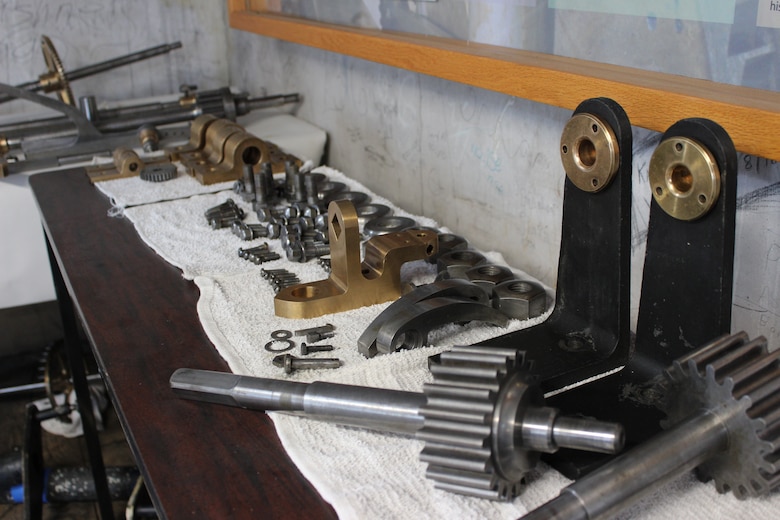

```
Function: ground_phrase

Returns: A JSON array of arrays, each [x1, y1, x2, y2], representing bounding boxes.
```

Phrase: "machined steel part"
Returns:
[[170, 354, 624, 500], [427, 233, 468, 264], [372, 297, 509, 357], [363, 216, 417, 238], [436, 249, 487, 280], [139, 163, 177, 182], [420, 346, 623, 500], [356, 203, 392, 228], [492, 280, 547, 321], [358, 279, 491, 358], [523, 332, 780, 519]]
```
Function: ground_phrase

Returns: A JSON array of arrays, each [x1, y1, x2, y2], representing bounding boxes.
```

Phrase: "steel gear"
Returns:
[[661, 331, 780, 498], [40, 36, 74, 106], [418, 346, 546, 501], [140, 163, 177, 182]]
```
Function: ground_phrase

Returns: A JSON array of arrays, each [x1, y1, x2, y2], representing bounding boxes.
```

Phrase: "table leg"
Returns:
[[45, 236, 114, 519]]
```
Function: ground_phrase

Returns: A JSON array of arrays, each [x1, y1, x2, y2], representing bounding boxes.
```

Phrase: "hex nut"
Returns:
[[465, 264, 516, 292], [492, 279, 547, 320], [436, 249, 487, 280], [427, 233, 468, 264]]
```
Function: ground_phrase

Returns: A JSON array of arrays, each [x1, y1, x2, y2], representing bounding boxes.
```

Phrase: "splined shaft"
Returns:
[[170, 348, 624, 500]]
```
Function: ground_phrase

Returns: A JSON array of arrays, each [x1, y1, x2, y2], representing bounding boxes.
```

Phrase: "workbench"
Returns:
[[30, 168, 336, 519]]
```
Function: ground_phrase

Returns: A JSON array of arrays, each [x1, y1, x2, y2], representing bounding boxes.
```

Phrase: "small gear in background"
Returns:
[[661, 331, 780, 499], [140, 163, 177, 182]]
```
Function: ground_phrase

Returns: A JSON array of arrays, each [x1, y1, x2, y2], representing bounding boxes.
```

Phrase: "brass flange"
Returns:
[[274, 200, 438, 319], [560, 113, 619, 192], [649, 136, 720, 221]]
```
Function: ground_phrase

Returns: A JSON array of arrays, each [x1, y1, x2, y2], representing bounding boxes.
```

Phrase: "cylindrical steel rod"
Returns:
[[171, 368, 425, 434], [170, 368, 624, 453], [65, 42, 182, 83], [0, 42, 181, 104], [521, 409, 731, 520]]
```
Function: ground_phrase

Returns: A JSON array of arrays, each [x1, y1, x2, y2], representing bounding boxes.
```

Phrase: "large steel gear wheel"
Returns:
[[419, 346, 547, 500], [661, 331, 780, 498]]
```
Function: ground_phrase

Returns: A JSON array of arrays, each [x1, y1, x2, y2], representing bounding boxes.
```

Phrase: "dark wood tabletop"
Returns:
[[29, 169, 336, 519]]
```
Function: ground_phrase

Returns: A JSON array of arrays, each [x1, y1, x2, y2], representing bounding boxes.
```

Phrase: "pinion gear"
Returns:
[[661, 331, 780, 499], [418, 345, 541, 501]]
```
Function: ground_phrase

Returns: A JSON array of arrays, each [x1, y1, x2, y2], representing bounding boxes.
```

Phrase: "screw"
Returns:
[[305, 331, 336, 343], [300, 343, 335, 356], [272, 354, 341, 374], [260, 268, 290, 278], [238, 244, 269, 258]]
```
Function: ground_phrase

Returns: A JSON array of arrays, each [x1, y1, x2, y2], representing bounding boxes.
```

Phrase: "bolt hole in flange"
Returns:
[[560, 113, 619, 193], [649, 136, 720, 221]]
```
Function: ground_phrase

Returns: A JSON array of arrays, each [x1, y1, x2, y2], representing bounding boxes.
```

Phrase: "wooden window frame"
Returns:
[[228, 0, 780, 160]]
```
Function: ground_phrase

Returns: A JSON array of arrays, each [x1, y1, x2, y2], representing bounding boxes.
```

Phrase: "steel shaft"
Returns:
[[170, 368, 624, 452], [521, 409, 731, 520]]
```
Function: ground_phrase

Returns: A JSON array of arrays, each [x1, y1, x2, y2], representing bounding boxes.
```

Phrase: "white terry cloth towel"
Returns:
[[104, 165, 780, 519]]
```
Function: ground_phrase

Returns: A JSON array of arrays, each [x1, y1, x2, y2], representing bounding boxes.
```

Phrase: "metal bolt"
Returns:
[[305, 173, 320, 206], [204, 198, 237, 218], [300, 343, 334, 356], [272, 354, 341, 374], [294, 324, 335, 337], [238, 244, 269, 258], [210, 216, 242, 230], [260, 268, 290, 278], [305, 331, 336, 343]]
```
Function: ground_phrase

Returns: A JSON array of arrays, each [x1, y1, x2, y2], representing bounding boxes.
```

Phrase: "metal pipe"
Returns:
[[170, 368, 624, 451], [521, 409, 731, 520]]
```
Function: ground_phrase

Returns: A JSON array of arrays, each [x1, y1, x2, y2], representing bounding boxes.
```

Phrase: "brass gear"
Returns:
[[39, 35, 75, 106], [661, 332, 780, 498]]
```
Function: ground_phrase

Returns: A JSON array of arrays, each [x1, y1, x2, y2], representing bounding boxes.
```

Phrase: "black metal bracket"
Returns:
[[479, 98, 633, 391], [547, 118, 738, 478]]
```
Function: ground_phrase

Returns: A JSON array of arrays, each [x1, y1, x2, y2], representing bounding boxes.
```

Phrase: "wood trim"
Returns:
[[228, 6, 780, 161]]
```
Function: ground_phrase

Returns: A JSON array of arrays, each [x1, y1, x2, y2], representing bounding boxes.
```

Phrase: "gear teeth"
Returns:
[[418, 345, 531, 501], [662, 333, 780, 499]]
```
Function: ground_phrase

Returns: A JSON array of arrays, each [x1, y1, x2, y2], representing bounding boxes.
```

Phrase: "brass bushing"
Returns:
[[112, 148, 143, 177], [203, 119, 244, 164], [560, 113, 619, 192], [649, 136, 720, 221]]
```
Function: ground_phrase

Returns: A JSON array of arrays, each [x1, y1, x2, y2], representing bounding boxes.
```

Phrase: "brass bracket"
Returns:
[[85, 148, 172, 183], [274, 200, 439, 319], [167, 115, 301, 185]]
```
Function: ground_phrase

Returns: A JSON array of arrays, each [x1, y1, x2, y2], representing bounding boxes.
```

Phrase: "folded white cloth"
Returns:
[[97, 165, 780, 519]]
